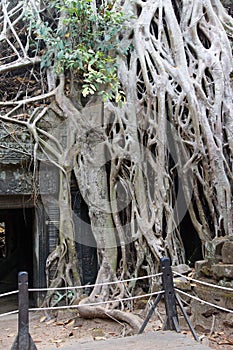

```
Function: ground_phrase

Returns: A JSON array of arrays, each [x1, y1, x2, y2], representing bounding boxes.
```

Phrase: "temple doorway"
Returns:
[[0, 208, 34, 292]]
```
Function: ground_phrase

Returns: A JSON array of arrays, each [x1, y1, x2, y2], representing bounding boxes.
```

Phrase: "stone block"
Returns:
[[205, 238, 227, 264], [173, 264, 192, 275], [194, 260, 212, 278], [212, 264, 233, 279], [194, 281, 233, 310], [173, 276, 192, 291], [222, 241, 233, 264], [190, 300, 219, 333]]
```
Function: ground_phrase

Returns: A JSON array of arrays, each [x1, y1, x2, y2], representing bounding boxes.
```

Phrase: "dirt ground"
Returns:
[[0, 297, 232, 350]]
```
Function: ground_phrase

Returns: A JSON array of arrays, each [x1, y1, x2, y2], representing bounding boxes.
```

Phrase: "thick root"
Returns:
[[78, 304, 143, 333]]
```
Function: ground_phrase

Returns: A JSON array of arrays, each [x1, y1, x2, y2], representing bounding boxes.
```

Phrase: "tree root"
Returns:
[[78, 304, 143, 334]]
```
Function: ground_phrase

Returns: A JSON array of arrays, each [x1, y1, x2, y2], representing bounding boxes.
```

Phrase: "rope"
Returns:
[[173, 271, 233, 292], [0, 290, 19, 298], [29, 272, 163, 293], [175, 288, 233, 314], [29, 290, 164, 312], [0, 310, 18, 318]]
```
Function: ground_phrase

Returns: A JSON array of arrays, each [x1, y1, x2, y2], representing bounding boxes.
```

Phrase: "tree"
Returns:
[[0, 0, 232, 330]]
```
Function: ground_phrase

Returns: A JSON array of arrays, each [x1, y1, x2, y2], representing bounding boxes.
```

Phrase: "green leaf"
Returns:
[[26, 0, 128, 101], [82, 87, 90, 97]]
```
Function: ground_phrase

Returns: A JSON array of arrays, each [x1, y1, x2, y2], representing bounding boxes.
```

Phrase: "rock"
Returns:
[[218, 279, 233, 288], [212, 264, 233, 279], [173, 277, 192, 291], [194, 282, 233, 310], [195, 260, 211, 278], [205, 237, 228, 264], [91, 328, 106, 340], [190, 300, 219, 333], [173, 264, 192, 275], [134, 298, 148, 309], [222, 242, 233, 264]]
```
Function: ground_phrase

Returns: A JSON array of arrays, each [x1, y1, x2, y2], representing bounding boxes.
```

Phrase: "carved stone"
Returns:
[[194, 260, 212, 278], [204, 237, 228, 264], [0, 167, 33, 195], [212, 264, 233, 279], [222, 241, 233, 264], [194, 282, 233, 312]]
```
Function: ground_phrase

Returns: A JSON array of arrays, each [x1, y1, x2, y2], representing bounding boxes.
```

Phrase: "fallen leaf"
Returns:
[[40, 316, 47, 323], [73, 325, 82, 329], [65, 319, 75, 327], [217, 341, 232, 345], [51, 339, 63, 344], [7, 333, 15, 337]]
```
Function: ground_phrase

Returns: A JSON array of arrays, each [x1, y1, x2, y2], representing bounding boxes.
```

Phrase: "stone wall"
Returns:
[[192, 238, 233, 332], [196, 237, 233, 286]]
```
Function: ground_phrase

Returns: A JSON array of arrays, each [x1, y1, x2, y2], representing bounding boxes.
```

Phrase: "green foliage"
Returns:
[[27, 0, 128, 102]]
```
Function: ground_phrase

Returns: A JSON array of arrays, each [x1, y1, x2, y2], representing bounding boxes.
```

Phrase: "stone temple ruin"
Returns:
[[0, 125, 97, 304], [195, 238, 233, 306], [0, 118, 232, 312], [0, 0, 232, 310], [190, 238, 233, 332]]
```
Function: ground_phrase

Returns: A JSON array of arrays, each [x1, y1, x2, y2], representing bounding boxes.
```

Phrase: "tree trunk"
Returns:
[[0, 0, 232, 331]]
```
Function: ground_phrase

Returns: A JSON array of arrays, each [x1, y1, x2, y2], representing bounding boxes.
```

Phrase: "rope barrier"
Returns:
[[29, 290, 165, 313], [0, 310, 18, 318], [28, 272, 163, 293], [173, 271, 233, 292], [175, 288, 233, 314], [3, 259, 232, 348], [1, 269, 232, 321], [0, 290, 19, 298]]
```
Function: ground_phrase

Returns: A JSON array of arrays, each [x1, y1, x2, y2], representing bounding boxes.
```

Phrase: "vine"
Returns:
[[0, 0, 232, 332]]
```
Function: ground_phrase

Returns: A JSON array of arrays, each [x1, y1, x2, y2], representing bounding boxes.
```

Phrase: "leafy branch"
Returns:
[[26, 0, 128, 101]]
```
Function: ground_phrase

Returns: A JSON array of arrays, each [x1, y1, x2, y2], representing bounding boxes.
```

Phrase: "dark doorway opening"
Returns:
[[179, 212, 203, 267], [0, 208, 34, 292], [71, 173, 98, 288], [72, 190, 98, 287]]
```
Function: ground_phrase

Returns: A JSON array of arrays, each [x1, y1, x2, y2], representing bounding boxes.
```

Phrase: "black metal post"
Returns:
[[138, 293, 163, 334], [19, 272, 29, 348], [175, 292, 199, 341], [160, 257, 180, 332], [11, 272, 38, 350]]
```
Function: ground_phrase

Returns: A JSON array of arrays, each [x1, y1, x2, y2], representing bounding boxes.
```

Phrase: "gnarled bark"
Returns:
[[0, 0, 232, 331]]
